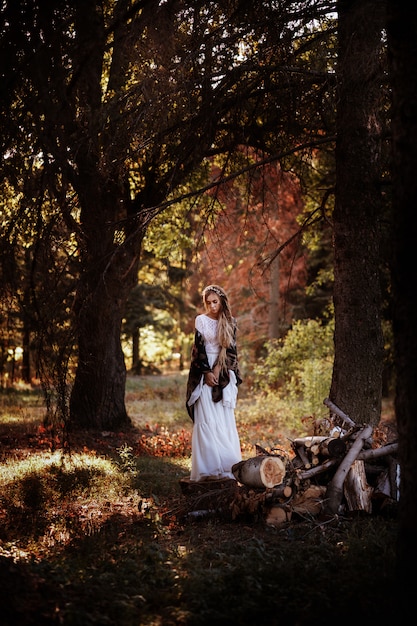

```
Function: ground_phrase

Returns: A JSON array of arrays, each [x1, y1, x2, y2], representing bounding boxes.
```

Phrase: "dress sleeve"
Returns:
[[185, 325, 211, 420], [195, 314, 204, 335]]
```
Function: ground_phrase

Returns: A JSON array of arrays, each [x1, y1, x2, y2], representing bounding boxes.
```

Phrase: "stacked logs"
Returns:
[[291, 435, 347, 470], [231, 400, 399, 526]]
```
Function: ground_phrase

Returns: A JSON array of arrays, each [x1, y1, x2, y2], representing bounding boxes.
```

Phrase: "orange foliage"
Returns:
[[135, 425, 192, 457], [186, 151, 307, 356]]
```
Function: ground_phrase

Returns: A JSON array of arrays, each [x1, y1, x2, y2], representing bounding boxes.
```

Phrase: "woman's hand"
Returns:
[[204, 370, 218, 387]]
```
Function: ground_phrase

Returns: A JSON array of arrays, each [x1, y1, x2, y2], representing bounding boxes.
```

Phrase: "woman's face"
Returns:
[[205, 292, 222, 319]]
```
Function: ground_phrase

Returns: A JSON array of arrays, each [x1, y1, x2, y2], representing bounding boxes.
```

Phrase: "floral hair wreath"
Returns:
[[202, 285, 225, 299]]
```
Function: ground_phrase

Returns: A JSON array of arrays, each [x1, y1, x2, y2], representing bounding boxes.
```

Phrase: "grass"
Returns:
[[0, 373, 399, 625]]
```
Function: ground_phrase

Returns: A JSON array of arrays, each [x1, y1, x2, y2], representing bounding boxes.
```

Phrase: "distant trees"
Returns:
[[0, 173, 78, 393]]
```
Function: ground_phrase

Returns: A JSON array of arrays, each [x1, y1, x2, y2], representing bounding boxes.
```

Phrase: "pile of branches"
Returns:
[[180, 399, 399, 525], [233, 399, 399, 525]]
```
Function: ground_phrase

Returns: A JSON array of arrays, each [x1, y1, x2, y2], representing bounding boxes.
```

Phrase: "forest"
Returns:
[[1, 0, 416, 624]]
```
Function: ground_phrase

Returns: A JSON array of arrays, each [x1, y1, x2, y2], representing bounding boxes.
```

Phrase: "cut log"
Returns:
[[325, 424, 373, 515], [232, 455, 286, 488], [265, 505, 292, 526], [374, 468, 392, 499], [321, 437, 347, 458], [343, 459, 373, 513], [295, 445, 311, 469], [294, 436, 347, 459], [269, 484, 293, 499], [265, 484, 294, 504], [293, 436, 327, 447], [372, 457, 400, 502], [291, 485, 327, 516], [299, 458, 338, 480]]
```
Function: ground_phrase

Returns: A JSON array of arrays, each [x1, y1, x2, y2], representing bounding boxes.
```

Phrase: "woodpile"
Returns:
[[180, 399, 399, 526], [259, 399, 398, 525]]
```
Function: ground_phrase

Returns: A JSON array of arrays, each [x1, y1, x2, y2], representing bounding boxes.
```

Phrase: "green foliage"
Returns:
[[0, 451, 131, 546], [132, 456, 190, 497], [236, 394, 300, 450], [116, 444, 137, 473], [253, 317, 334, 418], [126, 372, 190, 430]]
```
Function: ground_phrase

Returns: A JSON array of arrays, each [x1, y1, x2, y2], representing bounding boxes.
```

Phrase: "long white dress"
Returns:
[[187, 314, 242, 481]]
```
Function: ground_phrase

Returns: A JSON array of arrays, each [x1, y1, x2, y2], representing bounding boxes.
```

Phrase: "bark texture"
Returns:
[[330, 0, 386, 425]]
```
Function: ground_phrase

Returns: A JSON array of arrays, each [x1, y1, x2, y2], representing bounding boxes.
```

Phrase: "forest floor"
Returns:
[[0, 374, 399, 625]]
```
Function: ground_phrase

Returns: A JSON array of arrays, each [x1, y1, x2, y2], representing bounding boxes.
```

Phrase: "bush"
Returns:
[[253, 317, 334, 419]]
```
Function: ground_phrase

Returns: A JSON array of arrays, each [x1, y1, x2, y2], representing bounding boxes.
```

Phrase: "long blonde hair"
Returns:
[[202, 285, 235, 371]]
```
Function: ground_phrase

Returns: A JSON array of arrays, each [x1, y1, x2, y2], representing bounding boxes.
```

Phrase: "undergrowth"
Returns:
[[0, 374, 398, 625]]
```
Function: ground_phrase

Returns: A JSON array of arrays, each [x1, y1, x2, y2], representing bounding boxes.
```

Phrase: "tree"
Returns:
[[329, 0, 387, 426], [0, 165, 78, 395], [1, 0, 338, 430], [387, 0, 417, 607]]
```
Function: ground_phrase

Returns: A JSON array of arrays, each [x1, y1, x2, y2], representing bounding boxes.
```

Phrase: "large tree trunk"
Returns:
[[387, 1, 417, 613], [69, 280, 132, 430], [66, 3, 142, 431], [69, 179, 142, 430], [330, 0, 386, 426]]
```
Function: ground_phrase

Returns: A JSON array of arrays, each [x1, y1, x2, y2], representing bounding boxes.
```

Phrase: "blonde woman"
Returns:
[[186, 285, 242, 481]]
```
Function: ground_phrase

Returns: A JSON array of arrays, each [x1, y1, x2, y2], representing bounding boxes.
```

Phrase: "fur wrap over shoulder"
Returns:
[[185, 326, 242, 421]]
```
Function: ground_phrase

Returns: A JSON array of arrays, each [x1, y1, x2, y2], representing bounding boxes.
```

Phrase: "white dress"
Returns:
[[187, 314, 242, 481]]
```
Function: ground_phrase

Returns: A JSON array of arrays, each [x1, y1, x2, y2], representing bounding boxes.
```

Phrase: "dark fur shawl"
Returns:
[[185, 323, 242, 421]]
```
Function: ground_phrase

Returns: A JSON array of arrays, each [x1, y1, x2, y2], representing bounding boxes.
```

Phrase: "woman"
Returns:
[[186, 284, 242, 481]]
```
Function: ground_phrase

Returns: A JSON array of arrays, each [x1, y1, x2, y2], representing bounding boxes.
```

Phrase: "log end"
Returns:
[[266, 505, 292, 526], [260, 456, 286, 488]]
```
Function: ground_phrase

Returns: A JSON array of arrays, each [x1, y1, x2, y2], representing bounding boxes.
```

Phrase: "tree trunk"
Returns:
[[21, 248, 33, 384], [330, 0, 386, 426], [387, 0, 417, 614], [131, 328, 140, 373], [69, 284, 131, 431], [63, 1, 145, 431], [69, 183, 142, 430], [268, 254, 280, 339]]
